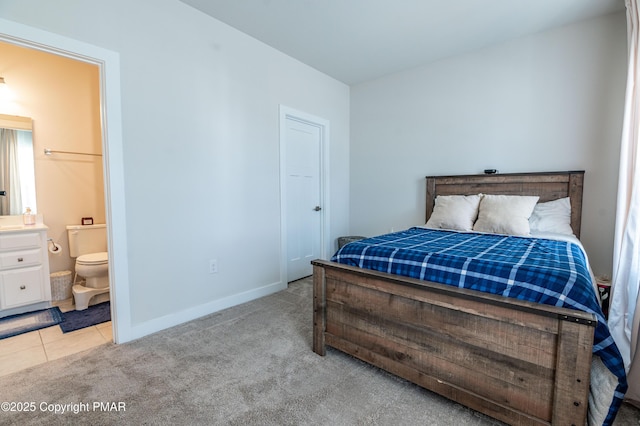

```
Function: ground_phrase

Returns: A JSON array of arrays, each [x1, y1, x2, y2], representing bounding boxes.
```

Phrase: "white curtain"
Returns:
[[610, 0, 640, 407], [0, 128, 23, 215], [17, 131, 36, 213]]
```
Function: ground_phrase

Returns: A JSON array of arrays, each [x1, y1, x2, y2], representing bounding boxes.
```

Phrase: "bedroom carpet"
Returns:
[[0, 277, 638, 425]]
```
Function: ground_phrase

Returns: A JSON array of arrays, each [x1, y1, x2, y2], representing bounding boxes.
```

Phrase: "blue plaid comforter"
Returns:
[[331, 227, 627, 425]]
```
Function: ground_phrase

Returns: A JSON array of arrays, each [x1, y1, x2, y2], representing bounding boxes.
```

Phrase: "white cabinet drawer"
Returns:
[[0, 249, 42, 269], [0, 233, 41, 250], [1, 267, 44, 309]]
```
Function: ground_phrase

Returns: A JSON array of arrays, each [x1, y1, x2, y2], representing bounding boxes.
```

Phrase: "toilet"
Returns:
[[67, 224, 109, 311]]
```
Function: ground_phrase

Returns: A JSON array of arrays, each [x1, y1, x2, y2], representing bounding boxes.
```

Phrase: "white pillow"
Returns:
[[529, 197, 574, 236], [473, 194, 539, 236], [425, 194, 482, 231]]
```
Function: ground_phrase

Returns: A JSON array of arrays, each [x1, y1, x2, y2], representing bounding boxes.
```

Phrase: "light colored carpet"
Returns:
[[1, 277, 638, 425]]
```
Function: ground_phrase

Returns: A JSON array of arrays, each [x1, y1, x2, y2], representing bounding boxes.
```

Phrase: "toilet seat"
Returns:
[[77, 251, 108, 265]]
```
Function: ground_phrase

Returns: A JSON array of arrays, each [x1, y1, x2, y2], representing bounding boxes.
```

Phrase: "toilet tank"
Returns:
[[67, 224, 107, 257]]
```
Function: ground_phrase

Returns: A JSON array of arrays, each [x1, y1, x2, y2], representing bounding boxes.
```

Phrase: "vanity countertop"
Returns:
[[0, 224, 48, 233], [0, 215, 48, 233]]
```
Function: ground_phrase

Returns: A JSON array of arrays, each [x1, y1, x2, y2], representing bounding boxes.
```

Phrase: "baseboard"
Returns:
[[126, 280, 286, 341]]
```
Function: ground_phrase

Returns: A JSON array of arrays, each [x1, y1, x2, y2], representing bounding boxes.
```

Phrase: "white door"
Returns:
[[285, 117, 322, 282]]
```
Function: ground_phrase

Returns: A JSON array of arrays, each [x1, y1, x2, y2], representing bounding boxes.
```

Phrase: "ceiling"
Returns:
[[180, 0, 626, 86]]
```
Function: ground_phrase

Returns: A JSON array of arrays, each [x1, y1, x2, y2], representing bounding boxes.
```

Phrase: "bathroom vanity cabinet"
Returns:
[[0, 224, 52, 318]]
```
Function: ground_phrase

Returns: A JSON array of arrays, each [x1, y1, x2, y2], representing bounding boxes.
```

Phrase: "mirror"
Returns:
[[0, 114, 36, 215]]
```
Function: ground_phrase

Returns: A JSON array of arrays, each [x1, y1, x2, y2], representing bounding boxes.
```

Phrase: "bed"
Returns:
[[312, 171, 627, 425]]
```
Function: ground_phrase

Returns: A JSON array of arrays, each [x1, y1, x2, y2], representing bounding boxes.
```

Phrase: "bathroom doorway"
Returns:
[[0, 18, 130, 350], [0, 41, 106, 280]]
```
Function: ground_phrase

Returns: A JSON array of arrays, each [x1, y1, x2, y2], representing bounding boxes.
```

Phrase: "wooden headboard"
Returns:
[[425, 171, 585, 238]]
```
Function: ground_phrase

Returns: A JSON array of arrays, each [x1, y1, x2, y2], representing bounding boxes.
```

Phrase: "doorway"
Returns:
[[279, 106, 330, 283], [0, 18, 129, 343]]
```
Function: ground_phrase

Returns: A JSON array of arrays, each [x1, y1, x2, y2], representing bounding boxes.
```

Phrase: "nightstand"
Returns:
[[337, 236, 366, 249]]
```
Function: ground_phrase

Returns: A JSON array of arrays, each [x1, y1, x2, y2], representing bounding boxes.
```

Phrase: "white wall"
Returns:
[[0, 0, 350, 336], [350, 12, 627, 277]]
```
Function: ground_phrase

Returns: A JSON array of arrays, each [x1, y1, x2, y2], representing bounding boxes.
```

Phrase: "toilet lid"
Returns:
[[77, 252, 108, 265]]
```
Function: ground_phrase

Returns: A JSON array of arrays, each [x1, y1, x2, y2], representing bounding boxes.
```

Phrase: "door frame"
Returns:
[[279, 105, 330, 284], [0, 18, 131, 343]]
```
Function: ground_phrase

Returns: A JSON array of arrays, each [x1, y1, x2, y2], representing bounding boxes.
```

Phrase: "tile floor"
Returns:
[[0, 298, 112, 377]]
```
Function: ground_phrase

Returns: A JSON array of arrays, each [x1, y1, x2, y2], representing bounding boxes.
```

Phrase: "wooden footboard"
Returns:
[[312, 260, 596, 425]]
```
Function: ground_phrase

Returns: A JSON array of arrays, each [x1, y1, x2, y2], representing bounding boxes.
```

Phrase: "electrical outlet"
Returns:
[[209, 259, 218, 274]]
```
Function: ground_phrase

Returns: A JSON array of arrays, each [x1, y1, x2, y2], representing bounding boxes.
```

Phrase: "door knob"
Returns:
[[314, 206, 322, 211]]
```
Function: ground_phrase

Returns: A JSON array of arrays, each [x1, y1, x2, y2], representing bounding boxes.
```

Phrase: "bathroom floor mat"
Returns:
[[59, 301, 110, 333], [0, 307, 64, 340]]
